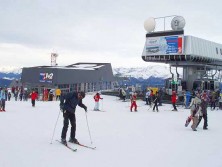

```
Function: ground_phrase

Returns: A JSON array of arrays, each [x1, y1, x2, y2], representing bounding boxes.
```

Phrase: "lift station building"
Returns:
[[142, 16, 222, 93], [21, 63, 115, 94]]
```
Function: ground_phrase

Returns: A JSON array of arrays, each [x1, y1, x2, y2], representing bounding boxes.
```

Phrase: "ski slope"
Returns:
[[1, 94, 222, 167]]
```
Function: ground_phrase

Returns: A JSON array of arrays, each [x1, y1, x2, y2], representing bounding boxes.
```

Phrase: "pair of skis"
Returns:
[[91, 109, 105, 112], [56, 140, 96, 152]]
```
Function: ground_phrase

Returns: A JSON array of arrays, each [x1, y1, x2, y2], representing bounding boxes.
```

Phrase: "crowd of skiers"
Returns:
[[119, 86, 222, 132], [0, 87, 63, 110], [1, 85, 220, 145]]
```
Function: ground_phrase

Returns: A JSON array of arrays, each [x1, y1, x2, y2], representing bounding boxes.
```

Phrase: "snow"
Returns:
[[1, 94, 222, 167]]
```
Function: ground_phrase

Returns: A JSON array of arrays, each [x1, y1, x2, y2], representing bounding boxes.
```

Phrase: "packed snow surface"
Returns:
[[1, 94, 222, 167]]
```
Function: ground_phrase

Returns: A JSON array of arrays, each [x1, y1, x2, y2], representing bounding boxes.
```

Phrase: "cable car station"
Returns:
[[142, 16, 222, 95]]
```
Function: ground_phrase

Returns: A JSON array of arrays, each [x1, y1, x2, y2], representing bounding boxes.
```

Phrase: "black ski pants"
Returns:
[[31, 99, 35, 107], [172, 102, 177, 110], [197, 113, 208, 128], [61, 111, 76, 140]]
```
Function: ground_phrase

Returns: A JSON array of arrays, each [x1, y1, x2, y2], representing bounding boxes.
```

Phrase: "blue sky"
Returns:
[[0, 0, 221, 68]]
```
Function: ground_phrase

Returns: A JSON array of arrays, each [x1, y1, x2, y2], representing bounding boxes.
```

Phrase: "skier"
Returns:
[[189, 93, 202, 131], [14, 90, 18, 101], [211, 91, 217, 110], [145, 89, 151, 105], [152, 92, 159, 112], [93, 92, 103, 111], [8, 92, 11, 101], [185, 90, 191, 108], [171, 91, 178, 111], [60, 91, 87, 145], [43, 89, 49, 101], [30, 90, 38, 107], [55, 88, 61, 101], [121, 89, 126, 101], [196, 92, 209, 130], [130, 92, 137, 112], [48, 90, 54, 101], [158, 88, 163, 106], [0, 88, 6, 111]]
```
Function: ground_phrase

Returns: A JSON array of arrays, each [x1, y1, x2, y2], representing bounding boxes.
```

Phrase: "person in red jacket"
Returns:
[[171, 91, 177, 111], [94, 92, 103, 111], [30, 91, 38, 107], [130, 92, 137, 112]]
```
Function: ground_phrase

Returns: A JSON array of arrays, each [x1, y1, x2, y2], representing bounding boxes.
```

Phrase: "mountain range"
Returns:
[[0, 65, 183, 88], [113, 65, 183, 79]]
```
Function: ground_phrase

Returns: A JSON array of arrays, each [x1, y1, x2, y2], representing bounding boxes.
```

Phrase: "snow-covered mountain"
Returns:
[[113, 64, 183, 79], [0, 65, 183, 80], [0, 66, 22, 74]]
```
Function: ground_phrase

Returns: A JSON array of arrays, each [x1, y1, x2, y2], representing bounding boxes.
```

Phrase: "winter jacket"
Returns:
[[94, 93, 102, 102], [153, 94, 159, 104], [122, 90, 126, 96], [131, 95, 137, 102], [189, 96, 201, 116], [30, 92, 38, 100], [0, 90, 6, 100], [145, 91, 150, 98], [55, 89, 61, 96], [200, 94, 209, 115], [60, 92, 86, 114]]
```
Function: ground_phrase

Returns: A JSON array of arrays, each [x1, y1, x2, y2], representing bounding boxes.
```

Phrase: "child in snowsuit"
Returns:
[[30, 91, 38, 107], [130, 92, 137, 112], [94, 93, 103, 111]]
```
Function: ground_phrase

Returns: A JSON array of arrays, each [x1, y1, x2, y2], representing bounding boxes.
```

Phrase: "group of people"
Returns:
[[184, 89, 220, 111], [43, 88, 61, 101], [171, 89, 210, 131], [145, 89, 163, 112]]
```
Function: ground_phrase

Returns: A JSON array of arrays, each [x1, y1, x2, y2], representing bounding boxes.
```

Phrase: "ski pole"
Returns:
[[148, 104, 152, 110], [50, 110, 61, 144], [85, 112, 93, 144]]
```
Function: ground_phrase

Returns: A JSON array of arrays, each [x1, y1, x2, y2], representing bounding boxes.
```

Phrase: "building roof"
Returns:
[[29, 63, 109, 70]]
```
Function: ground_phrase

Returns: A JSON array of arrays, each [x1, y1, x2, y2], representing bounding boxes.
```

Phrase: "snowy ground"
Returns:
[[1, 94, 222, 167]]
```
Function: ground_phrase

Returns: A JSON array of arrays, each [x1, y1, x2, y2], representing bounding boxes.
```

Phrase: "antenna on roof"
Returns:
[[51, 53, 58, 66]]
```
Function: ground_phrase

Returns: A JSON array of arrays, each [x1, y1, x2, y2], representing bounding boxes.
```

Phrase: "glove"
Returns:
[[60, 104, 64, 112], [84, 106, 87, 112]]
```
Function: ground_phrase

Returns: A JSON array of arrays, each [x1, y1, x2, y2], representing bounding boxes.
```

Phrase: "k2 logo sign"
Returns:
[[45, 73, 53, 80], [40, 73, 54, 83]]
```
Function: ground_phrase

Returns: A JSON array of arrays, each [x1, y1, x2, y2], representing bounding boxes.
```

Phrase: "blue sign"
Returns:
[[39, 73, 53, 83]]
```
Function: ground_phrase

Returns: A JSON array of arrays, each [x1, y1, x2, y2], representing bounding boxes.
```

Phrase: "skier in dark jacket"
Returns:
[[197, 92, 209, 129], [60, 91, 87, 145], [152, 92, 159, 112]]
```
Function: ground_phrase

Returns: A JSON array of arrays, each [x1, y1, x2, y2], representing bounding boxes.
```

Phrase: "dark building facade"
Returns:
[[21, 63, 115, 94]]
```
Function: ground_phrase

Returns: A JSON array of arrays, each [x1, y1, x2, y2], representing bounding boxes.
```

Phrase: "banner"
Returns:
[[146, 35, 183, 55], [39, 73, 53, 83]]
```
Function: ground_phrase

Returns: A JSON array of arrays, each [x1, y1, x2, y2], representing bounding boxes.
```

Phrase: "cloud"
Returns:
[[0, 0, 222, 68]]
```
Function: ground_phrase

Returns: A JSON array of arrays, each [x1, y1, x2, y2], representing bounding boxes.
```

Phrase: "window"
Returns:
[[216, 48, 218, 54]]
